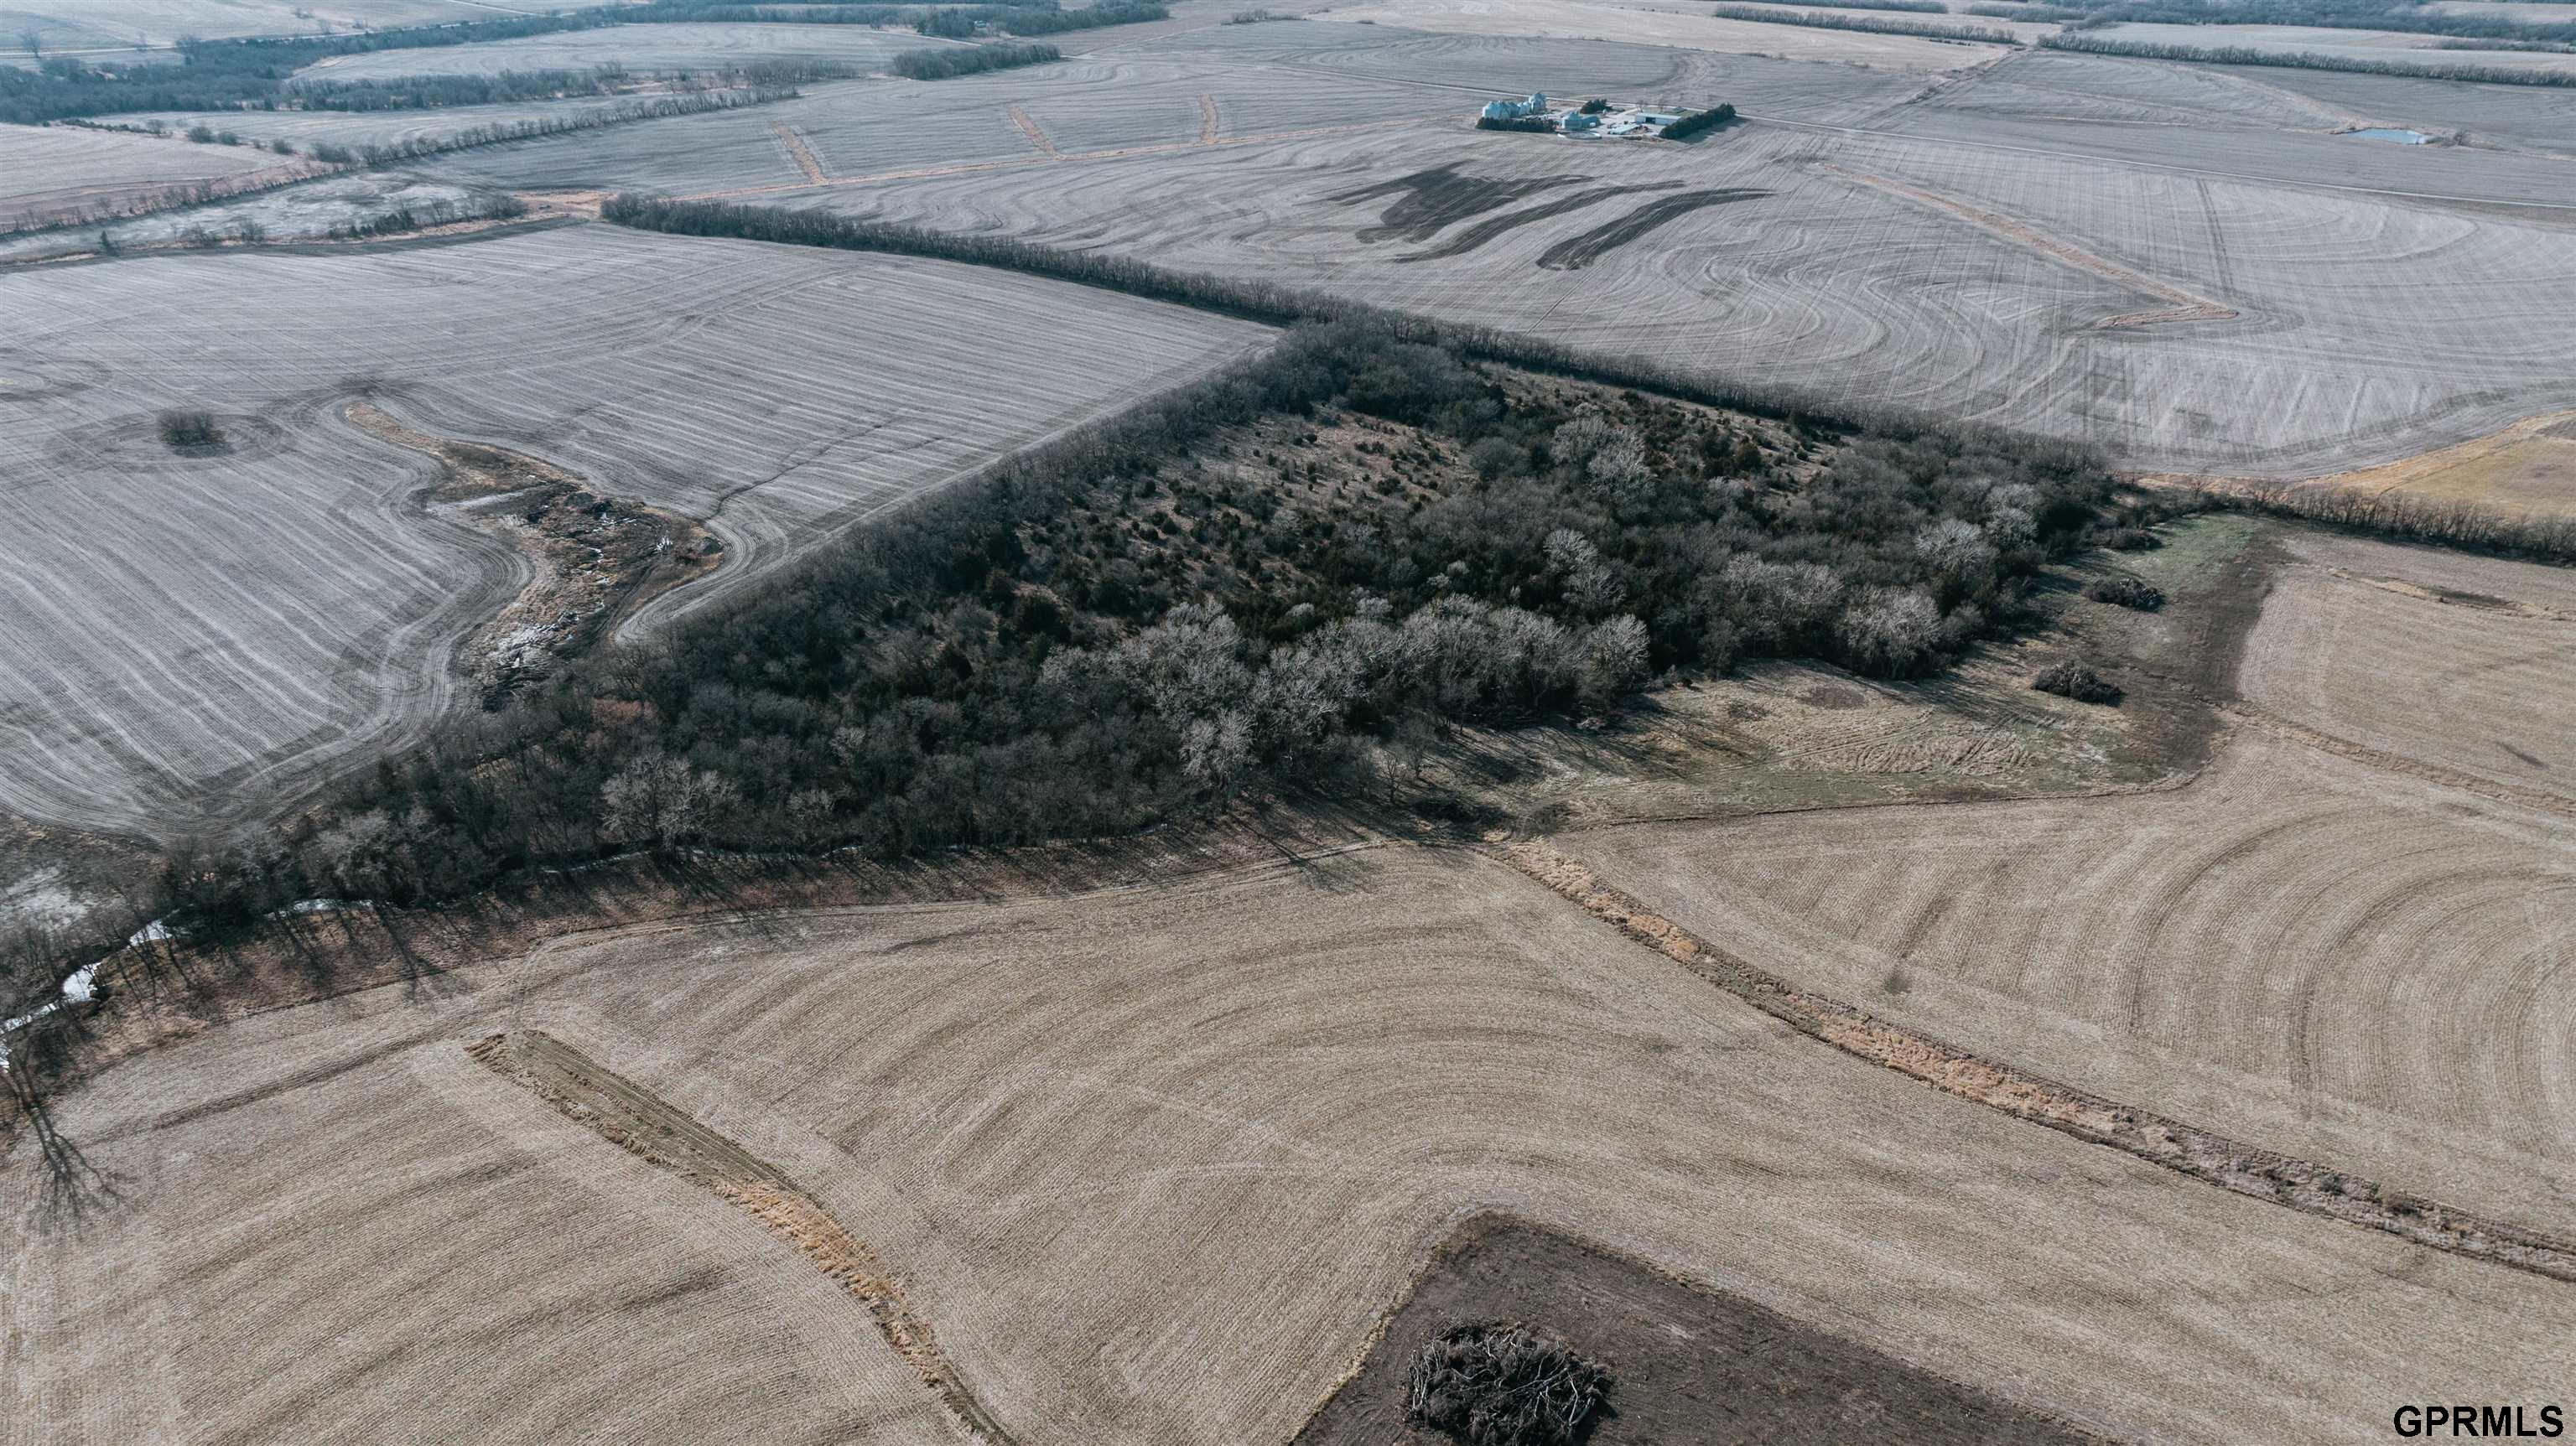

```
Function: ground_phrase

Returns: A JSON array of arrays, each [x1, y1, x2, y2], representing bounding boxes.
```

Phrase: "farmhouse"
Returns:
[[1478, 91, 1548, 121]]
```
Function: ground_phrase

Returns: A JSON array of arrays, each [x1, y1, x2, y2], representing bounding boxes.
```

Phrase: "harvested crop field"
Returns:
[[1557, 530, 2576, 1238], [7, 0, 593, 49], [2202, 64, 2576, 154], [765, 102, 2576, 473], [0, 123, 303, 231], [0, 224, 1266, 835], [9, 847, 2573, 1445]]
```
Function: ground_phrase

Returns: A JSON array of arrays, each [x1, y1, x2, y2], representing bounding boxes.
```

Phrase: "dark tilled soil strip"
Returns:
[[1334, 163, 1592, 244], [1400, 182, 1682, 263], [1296, 1215, 2113, 1446], [1535, 189, 1769, 272], [1496, 842, 2576, 1286]]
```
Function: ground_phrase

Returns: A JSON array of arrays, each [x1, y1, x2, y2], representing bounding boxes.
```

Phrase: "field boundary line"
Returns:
[[1820, 163, 2236, 328], [468, 1029, 1021, 1443], [1491, 840, 2576, 1286], [679, 117, 1420, 202], [1197, 91, 1220, 144], [2223, 703, 2576, 819]]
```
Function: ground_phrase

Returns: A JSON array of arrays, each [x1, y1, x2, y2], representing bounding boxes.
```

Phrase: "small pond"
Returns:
[[2346, 127, 2434, 144]]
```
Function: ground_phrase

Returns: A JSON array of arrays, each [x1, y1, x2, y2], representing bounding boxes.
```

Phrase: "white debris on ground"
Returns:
[[0, 899, 366, 1068]]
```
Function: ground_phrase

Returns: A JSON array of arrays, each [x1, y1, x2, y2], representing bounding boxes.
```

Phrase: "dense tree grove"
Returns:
[[153, 317, 2115, 925], [1757, 0, 1945, 13], [990, 1, 1168, 34], [889, 39, 1059, 77]]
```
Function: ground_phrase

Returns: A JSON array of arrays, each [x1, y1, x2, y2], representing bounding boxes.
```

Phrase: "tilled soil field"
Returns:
[[8, 844, 2573, 1445]]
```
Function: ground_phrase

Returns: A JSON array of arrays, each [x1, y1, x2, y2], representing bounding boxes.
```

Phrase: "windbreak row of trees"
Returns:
[[304, 86, 801, 163], [986, 0, 1169, 34], [2038, 31, 2576, 82], [1707, 5, 2021, 44], [2053, 0, 2576, 44], [1748, 0, 1945, 13], [2190, 480, 2576, 562], [912, 0, 1165, 37], [277, 65, 823, 112]]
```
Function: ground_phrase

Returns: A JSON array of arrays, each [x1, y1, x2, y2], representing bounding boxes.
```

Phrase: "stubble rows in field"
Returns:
[[0, 224, 1267, 835]]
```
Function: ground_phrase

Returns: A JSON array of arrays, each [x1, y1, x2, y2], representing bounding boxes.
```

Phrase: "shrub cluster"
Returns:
[[2084, 574, 2164, 610], [1405, 1323, 1611, 1446], [156, 409, 226, 449], [2033, 660, 2121, 704]]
